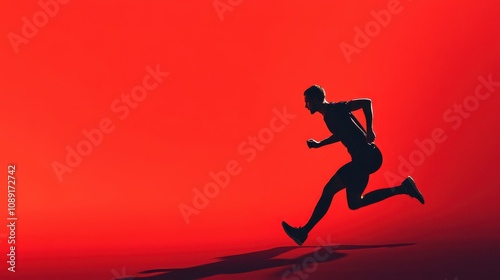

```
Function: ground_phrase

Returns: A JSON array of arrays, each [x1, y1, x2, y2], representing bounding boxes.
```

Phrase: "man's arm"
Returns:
[[347, 98, 376, 143], [307, 134, 340, 149]]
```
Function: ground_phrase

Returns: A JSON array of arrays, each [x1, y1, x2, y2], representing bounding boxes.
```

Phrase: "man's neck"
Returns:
[[317, 101, 330, 115]]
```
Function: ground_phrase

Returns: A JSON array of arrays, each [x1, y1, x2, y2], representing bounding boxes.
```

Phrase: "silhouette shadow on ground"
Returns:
[[117, 243, 414, 280]]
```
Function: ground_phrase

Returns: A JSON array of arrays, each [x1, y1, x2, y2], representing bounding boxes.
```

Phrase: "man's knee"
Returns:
[[323, 183, 339, 197], [325, 175, 343, 191], [348, 199, 362, 210]]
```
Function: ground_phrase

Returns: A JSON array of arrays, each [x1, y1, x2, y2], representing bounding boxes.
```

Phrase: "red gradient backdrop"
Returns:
[[0, 0, 499, 279]]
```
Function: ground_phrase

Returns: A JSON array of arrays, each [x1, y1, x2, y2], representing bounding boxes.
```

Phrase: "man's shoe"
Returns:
[[282, 221, 308, 246], [402, 176, 425, 204]]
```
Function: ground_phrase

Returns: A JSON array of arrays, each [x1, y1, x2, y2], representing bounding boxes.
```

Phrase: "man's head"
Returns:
[[304, 85, 326, 114]]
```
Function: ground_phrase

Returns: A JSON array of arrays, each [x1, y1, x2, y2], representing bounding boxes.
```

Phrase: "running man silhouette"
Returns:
[[282, 85, 424, 246]]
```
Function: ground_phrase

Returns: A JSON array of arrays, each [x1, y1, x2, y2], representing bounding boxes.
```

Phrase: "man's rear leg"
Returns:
[[347, 176, 424, 210]]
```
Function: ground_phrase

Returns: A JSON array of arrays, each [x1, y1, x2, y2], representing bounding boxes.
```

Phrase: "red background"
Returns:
[[1, 0, 499, 279]]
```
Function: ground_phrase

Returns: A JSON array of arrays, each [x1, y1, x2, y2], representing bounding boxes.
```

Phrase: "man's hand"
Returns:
[[366, 130, 376, 143], [307, 139, 321, 149]]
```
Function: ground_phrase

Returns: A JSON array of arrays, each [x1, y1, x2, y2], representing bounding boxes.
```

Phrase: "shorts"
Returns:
[[337, 144, 383, 188]]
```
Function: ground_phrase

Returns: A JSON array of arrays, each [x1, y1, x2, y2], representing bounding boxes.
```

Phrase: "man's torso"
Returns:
[[323, 102, 371, 155]]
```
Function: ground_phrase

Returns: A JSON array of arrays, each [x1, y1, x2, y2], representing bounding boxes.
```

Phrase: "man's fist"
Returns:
[[307, 139, 321, 149], [366, 130, 376, 143]]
